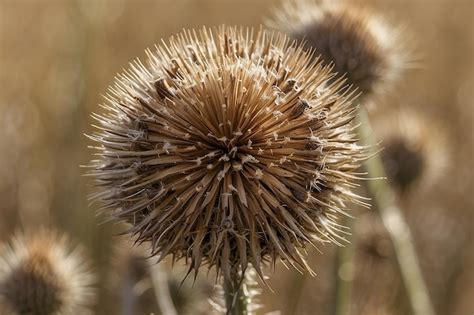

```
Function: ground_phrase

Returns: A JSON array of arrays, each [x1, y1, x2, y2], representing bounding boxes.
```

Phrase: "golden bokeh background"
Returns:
[[0, 0, 472, 314]]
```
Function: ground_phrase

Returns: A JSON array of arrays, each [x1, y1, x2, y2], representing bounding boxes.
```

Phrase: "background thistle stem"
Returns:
[[333, 219, 356, 315], [286, 272, 306, 314], [148, 262, 177, 315], [120, 265, 136, 315], [223, 269, 248, 315], [357, 108, 436, 315]]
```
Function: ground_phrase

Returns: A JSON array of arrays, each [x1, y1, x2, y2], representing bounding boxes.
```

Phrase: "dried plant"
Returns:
[[372, 109, 449, 194], [167, 273, 214, 315], [266, 0, 410, 97], [107, 237, 154, 314], [0, 229, 96, 315], [210, 268, 261, 315], [352, 213, 404, 315], [109, 236, 213, 315], [86, 26, 368, 280]]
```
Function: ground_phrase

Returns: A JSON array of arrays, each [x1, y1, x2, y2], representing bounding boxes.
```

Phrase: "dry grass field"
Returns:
[[0, 0, 472, 314]]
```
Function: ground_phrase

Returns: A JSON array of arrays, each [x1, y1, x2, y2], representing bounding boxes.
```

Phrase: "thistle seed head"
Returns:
[[356, 214, 393, 261], [266, 0, 410, 97], [0, 229, 96, 315], [108, 237, 150, 294], [86, 26, 368, 279], [373, 109, 449, 194], [353, 213, 403, 315]]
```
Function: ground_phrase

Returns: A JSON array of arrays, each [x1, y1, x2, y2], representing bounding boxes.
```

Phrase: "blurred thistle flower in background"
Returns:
[[86, 25, 369, 280], [266, 0, 410, 98], [107, 237, 154, 314], [167, 273, 214, 315], [0, 229, 96, 315], [372, 109, 449, 194], [355, 214, 393, 262], [108, 235, 213, 315], [352, 213, 404, 315]]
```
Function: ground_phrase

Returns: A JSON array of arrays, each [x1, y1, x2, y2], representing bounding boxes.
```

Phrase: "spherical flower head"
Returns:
[[266, 0, 410, 97], [372, 108, 449, 194], [0, 229, 96, 315], [87, 26, 368, 279], [355, 214, 393, 261]]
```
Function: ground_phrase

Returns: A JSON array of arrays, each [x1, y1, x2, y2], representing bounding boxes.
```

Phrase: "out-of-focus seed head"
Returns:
[[107, 237, 151, 311], [168, 274, 214, 315], [86, 26, 368, 279], [373, 109, 449, 194], [352, 213, 402, 315], [383, 138, 424, 190], [266, 0, 410, 97], [109, 236, 149, 287], [0, 229, 96, 315], [355, 213, 393, 262]]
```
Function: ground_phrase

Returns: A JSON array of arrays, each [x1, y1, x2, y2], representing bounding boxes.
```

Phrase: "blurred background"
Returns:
[[0, 0, 472, 314]]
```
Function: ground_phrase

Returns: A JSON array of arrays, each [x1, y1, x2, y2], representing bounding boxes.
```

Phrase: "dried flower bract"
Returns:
[[87, 26, 368, 279]]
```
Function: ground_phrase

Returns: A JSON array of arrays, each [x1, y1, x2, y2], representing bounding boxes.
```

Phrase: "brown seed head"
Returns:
[[266, 0, 410, 97], [86, 26, 368, 279], [373, 108, 449, 194], [0, 230, 96, 315]]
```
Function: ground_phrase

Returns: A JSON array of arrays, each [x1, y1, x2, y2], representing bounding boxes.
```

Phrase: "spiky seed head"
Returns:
[[373, 109, 449, 193], [0, 229, 96, 315], [266, 0, 409, 97], [86, 26, 368, 279]]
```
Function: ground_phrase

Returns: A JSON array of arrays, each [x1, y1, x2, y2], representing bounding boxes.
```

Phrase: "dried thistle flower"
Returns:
[[0, 229, 96, 315], [355, 213, 393, 262], [86, 26, 368, 279], [372, 109, 449, 193], [266, 0, 409, 97]]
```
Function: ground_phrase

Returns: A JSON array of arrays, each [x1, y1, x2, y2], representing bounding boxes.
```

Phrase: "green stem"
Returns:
[[223, 269, 248, 315], [358, 108, 436, 315]]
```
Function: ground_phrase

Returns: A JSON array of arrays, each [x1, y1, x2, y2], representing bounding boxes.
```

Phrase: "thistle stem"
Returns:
[[223, 269, 248, 315], [286, 271, 306, 315], [333, 218, 356, 315], [121, 263, 137, 315], [357, 108, 436, 315], [148, 261, 178, 315]]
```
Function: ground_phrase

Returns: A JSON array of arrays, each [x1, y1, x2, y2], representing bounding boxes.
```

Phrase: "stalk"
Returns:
[[357, 108, 435, 315], [148, 262, 178, 315], [223, 269, 248, 315], [121, 263, 137, 315], [333, 220, 356, 315]]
